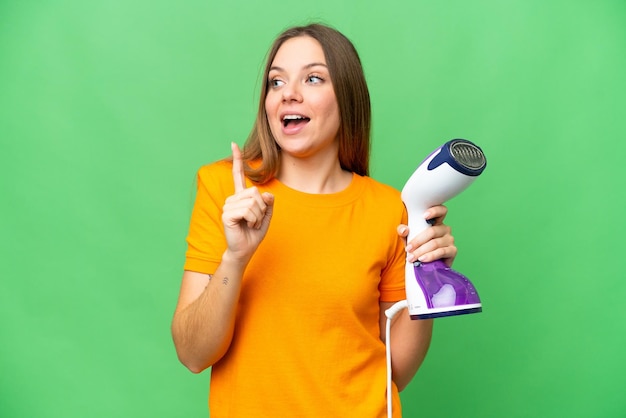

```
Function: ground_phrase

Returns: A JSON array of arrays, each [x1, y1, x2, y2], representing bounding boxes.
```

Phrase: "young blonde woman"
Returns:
[[172, 23, 457, 417]]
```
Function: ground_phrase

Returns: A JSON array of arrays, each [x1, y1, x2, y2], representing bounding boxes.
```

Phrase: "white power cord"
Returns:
[[384, 300, 408, 418]]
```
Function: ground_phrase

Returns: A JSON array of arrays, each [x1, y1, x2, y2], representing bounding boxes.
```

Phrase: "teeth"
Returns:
[[283, 115, 305, 121], [282, 114, 309, 127]]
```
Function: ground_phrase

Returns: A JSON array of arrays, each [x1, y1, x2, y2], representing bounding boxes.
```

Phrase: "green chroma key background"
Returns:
[[1, 0, 625, 416]]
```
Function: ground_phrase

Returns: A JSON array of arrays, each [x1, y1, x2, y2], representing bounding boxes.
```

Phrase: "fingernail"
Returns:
[[405, 244, 413, 252], [423, 211, 430, 219]]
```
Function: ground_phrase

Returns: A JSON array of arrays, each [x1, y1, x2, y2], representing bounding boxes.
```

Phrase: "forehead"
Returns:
[[271, 36, 326, 68]]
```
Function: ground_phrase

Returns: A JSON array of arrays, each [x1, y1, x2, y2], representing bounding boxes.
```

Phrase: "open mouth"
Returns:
[[282, 114, 311, 128]]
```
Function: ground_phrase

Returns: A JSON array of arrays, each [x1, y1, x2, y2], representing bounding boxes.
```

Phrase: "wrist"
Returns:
[[221, 249, 250, 273]]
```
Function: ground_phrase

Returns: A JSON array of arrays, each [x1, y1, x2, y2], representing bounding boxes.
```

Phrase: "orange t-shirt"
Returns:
[[185, 160, 407, 417]]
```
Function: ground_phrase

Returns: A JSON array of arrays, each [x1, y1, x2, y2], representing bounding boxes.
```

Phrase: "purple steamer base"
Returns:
[[411, 260, 482, 320]]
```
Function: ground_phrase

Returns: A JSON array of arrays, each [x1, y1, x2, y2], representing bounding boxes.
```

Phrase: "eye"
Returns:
[[307, 75, 324, 84], [269, 78, 285, 88]]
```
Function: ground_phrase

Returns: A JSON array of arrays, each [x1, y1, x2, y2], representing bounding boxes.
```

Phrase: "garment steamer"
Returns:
[[384, 138, 487, 417]]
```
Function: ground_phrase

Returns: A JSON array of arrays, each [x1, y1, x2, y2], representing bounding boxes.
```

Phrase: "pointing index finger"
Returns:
[[231, 142, 246, 192]]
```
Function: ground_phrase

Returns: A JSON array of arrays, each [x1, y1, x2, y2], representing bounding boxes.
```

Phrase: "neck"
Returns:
[[277, 154, 352, 194]]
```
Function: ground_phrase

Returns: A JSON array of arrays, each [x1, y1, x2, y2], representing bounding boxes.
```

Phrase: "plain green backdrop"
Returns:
[[1, 0, 625, 417]]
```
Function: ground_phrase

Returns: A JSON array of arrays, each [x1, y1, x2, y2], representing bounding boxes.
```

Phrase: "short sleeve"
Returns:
[[184, 161, 234, 274], [378, 204, 408, 302]]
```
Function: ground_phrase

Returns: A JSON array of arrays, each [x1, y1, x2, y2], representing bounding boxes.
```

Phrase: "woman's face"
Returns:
[[265, 36, 341, 162]]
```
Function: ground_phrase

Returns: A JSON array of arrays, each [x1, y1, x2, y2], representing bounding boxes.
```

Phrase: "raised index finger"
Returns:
[[231, 142, 246, 192]]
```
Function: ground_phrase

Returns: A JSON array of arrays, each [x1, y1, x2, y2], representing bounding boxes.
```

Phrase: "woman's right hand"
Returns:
[[221, 142, 274, 263]]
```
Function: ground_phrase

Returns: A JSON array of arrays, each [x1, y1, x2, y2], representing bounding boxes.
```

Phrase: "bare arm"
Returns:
[[171, 143, 274, 373], [171, 254, 247, 373], [380, 302, 433, 391]]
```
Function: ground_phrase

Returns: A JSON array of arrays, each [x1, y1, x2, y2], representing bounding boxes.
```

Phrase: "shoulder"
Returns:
[[358, 175, 401, 198], [197, 159, 232, 179], [197, 158, 264, 184], [355, 175, 406, 219], [195, 159, 235, 198]]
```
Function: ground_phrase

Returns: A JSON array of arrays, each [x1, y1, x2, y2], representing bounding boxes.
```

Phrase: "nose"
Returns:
[[282, 82, 302, 102]]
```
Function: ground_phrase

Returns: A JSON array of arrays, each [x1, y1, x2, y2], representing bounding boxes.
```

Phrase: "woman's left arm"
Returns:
[[380, 204, 456, 391], [379, 303, 433, 392]]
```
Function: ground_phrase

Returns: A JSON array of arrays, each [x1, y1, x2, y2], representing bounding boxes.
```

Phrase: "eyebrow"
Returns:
[[269, 62, 328, 72]]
